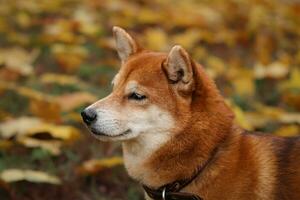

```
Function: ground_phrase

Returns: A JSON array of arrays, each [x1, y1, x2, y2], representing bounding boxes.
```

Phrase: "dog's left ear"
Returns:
[[163, 45, 194, 93], [113, 26, 139, 62]]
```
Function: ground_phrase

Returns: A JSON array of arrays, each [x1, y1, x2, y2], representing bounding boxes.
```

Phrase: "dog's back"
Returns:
[[185, 131, 300, 200], [273, 136, 300, 199]]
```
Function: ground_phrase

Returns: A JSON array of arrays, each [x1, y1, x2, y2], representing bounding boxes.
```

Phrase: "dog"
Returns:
[[81, 27, 300, 200]]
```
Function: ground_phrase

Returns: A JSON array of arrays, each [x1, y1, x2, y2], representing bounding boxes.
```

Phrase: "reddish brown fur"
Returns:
[[89, 29, 300, 200]]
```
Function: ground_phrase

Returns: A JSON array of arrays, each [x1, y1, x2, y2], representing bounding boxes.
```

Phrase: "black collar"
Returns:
[[142, 147, 219, 200]]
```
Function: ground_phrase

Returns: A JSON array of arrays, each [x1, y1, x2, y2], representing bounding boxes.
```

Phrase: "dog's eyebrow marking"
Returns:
[[125, 81, 138, 94]]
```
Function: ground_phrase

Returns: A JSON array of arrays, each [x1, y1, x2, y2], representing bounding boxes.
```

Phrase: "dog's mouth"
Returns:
[[90, 128, 132, 138]]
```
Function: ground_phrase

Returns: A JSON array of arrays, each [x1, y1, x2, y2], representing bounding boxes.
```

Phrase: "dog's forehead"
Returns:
[[127, 52, 166, 72], [117, 52, 168, 87]]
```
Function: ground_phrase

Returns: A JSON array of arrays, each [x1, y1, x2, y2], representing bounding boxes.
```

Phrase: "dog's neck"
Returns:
[[122, 130, 171, 184], [122, 122, 233, 189]]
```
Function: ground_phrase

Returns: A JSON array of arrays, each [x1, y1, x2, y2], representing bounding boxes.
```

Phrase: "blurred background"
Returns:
[[0, 0, 299, 199]]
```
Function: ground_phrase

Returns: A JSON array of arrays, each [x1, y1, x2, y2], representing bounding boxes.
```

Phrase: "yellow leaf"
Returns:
[[43, 19, 78, 43], [0, 169, 61, 185], [40, 73, 85, 86], [254, 62, 290, 79], [51, 44, 88, 73], [206, 56, 226, 79], [253, 103, 300, 124], [0, 82, 61, 121], [73, 8, 100, 36], [244, 112, 271, 128], [227, 101, 253, 130], [280, 68, 300, 91], [274, 125, 299, 137], [232, 77, 255, 97], [228, 67, 255, 96], [17, 137, 62, 155], [0, 117, 42, 139], [172, 29, 201, 49], [78, 157, 123, 175], [144, 28, 168, 51], [282, 91, 300, 111], [55, 92, 97, 112], [27, 124, 80, 142], [29, 99, 61, 122], [254, 103, 284, 119], [0, 140, 13, 150], [63, 112, 83, 123], [279, 113, 300, 124], [0, 47, 39, 76], [138, 9, 163, 24], [0, 117, 80, 155], [0, 82, 54, 101]]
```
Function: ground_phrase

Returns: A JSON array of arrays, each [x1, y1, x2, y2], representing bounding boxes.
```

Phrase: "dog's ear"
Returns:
[[163, 45, 194, 93], [113, 26, 138, 62]]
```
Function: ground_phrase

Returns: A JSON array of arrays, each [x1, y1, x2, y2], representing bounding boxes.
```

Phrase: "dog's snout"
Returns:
[[81, 109, 97, 125]]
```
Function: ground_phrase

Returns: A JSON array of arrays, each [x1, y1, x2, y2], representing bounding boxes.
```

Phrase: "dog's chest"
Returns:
[[122, 132, 170, 182]]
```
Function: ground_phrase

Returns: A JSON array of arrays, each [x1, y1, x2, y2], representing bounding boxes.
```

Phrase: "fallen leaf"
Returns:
[[0, 47, 39, 76], [55, 92, 97, 112], [227, 67, 255, 96], [73, 7, 100, 36], [0, 117, 42, 139], [206, 56, 226, 79], [144, 28, 168, 51], [0, 117, 80, 155], [0, 169, 61, 185], [17, 137, 62, 155], [63, 112, 83, 122], [172, 29, 201, 49], [26, 124, 80, 142], [274, 125, 299, 137], [51, 44, 88, 73], [0, 140, 13, 150], [253, 103, 300, 124], [227, 100, 253, 130], [244, 112, 271, 128], [43, 19, 79, 43], [282, 91, 300, 111], [0, 82, 62, 122], [40, 73, 86, 86], [77, 157, 123, 175], [279, 68, 300, 91], [279, 113, 300, 124], [29, 99, 61, 122], [254, 62, 290, 79]]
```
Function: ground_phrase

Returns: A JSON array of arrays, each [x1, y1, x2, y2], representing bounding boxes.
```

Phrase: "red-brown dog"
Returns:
[[81, 27, 300, 200]]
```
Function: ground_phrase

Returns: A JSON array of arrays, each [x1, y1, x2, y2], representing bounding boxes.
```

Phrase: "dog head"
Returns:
[[81, 27, 232, 142], [81, 27, 197, 142]]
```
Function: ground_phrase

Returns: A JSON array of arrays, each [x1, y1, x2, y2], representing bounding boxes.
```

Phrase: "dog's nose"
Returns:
[[81, 109, 97, 125]]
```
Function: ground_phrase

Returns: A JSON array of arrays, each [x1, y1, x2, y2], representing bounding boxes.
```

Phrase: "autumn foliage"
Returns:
[[0, 0, 299, 199]]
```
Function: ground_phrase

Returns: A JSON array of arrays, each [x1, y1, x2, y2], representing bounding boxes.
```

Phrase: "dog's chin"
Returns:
[[89, 129, 138, 142]]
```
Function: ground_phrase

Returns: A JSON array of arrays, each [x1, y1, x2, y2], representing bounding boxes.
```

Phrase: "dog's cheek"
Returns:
[[126, 105, 175, 135]]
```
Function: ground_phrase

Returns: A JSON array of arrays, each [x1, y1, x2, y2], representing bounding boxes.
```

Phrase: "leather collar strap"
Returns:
[[142, 147, 219, 200]]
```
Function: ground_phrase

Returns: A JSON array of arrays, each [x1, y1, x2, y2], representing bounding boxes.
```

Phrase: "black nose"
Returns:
[[81, 109, 97, 125]]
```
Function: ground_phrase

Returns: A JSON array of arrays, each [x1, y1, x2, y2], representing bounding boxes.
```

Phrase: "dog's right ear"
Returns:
[[113, 26, 138, 62]]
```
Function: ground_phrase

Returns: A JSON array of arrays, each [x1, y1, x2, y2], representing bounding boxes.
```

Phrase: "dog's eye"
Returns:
[[128, 92, 146, 101]]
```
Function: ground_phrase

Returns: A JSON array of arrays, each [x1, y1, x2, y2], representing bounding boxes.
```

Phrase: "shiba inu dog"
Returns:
[[81, 27, 300, 200]]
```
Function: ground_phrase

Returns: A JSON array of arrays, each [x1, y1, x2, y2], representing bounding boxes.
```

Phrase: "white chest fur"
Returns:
[[122, 132, 171, 182]]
